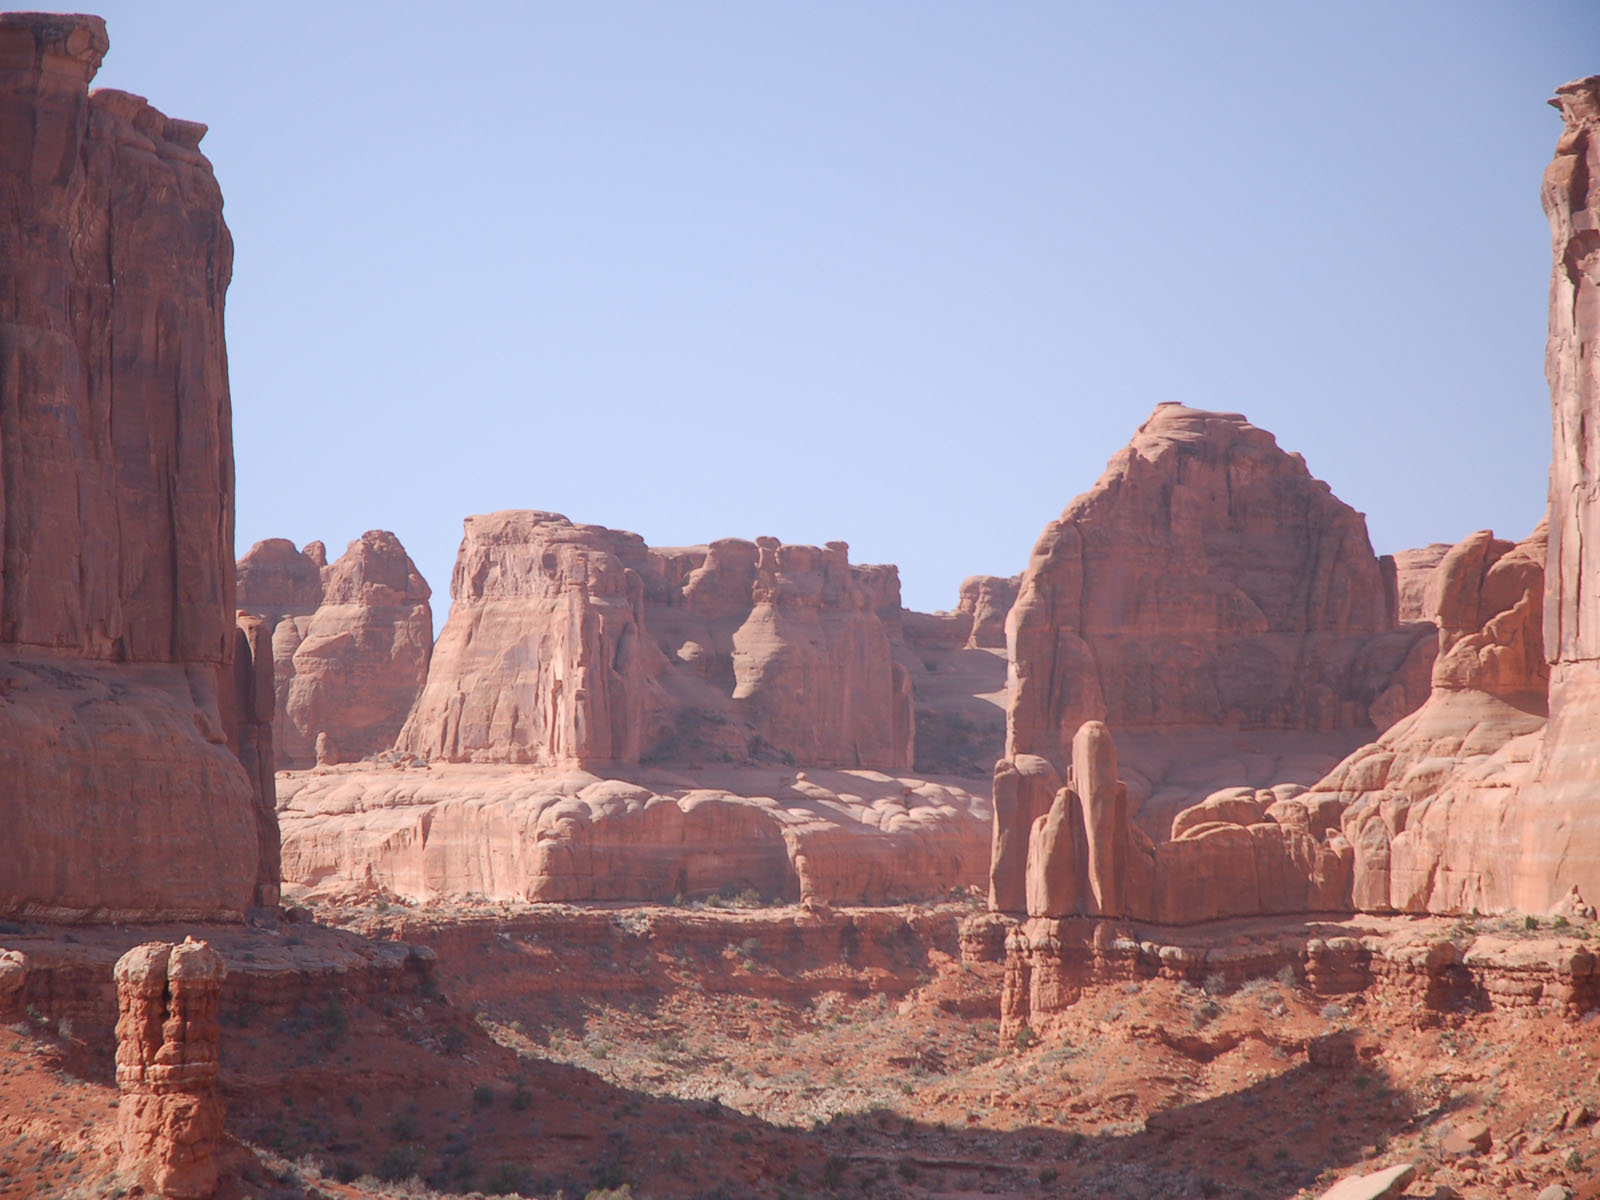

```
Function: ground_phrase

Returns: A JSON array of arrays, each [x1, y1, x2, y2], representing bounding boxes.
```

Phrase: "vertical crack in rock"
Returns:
[[114, 938, 225, 1199]]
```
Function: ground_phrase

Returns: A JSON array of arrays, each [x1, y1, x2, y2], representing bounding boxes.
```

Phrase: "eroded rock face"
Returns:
[[1516, 76, 1600, 912], [115, 938, 226, 1199], [0, 13, 258, 920], [1393, 543, 1453, 623], [1013, 720, 1355, 924], [278, 764, 987, 905], [397, 511, 914, 770], [1007, 404, 1428, 762], [220, 615, 280, 908], [236, 532, 433, 769], [958, 575, 1020, 649], [991, 404, 1434, 870]]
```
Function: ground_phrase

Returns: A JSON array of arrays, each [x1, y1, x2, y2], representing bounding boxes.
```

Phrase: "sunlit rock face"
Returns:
[[236, 531, 433, 769], [395, 510, 914, 771], [998, 403, 1433, 851], [0, 12, 260, 920]]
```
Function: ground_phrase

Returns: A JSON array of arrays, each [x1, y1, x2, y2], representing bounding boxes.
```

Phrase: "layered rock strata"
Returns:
[[396, 511, 913, 770], [235, 531, 433, 769], [115, 938, 226, 1199], [278, 764, 987, 905], [0, 13, 260, 919]]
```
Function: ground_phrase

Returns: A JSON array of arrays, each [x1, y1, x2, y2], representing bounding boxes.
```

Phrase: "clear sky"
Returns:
[[74, 2, 1597, 613]]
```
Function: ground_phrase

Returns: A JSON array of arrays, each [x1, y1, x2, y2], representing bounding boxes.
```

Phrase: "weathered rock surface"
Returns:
[[957, 575, 1019, 649], [115, 938, 226, 1199], [1013, 719, 1355, 924], [1520, 76, 1600, 913], [232, 534, 432, 771], [990, 404, 1434, 882], [0, 13, 259, 920], [397, 511, 913, 771], [277, 763, 987, 905], [1315, 523, 1550, 912], [1392, 544, 1453, 623], [221, 615, 280, 908], [236, 532, 433, 769]]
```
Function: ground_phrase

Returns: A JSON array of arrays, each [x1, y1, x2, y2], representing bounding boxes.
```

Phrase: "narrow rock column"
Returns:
[[1025, 786, 1080, 918], [1072, 720, 1127, 917], [989, 754, 1062, 913], [115, 938, 226, 1199]]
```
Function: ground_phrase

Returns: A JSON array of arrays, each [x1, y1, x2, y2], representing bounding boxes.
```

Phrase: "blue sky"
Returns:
[[77, 2, 1597, 612]]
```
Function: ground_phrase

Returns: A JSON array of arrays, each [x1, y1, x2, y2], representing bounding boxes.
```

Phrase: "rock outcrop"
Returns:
[[1014, 719, 1356, 924], [278, 763, 987, 905], [396, 511, 914, 771], [0, 13, 260, 919], [236, 532, 433, 769], [957, 575, 1020, 649], [992, 404, 1434, 868], [1520, 76, 1600, 912], [115, 939, 226, 1199], [1392, 544, 1453, 623]]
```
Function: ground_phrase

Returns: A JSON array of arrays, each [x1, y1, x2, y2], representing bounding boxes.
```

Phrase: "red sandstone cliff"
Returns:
[[0, 14, 261, 919], [236, 531, 433, 768]]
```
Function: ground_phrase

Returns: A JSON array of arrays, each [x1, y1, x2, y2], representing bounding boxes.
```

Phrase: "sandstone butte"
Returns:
[[997, 76, 1600, 949], [995, 400, 1437, 891], [276, 511, 1005, 905], [0, 13, 272, 921], [236, 531, 434, 769]]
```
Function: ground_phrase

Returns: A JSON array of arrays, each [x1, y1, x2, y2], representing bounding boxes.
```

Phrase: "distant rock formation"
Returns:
[[396, 511, 914, 770], [1392, 543, 1454, 622], [236, 531, 433, 769], [279, 764, 988, 905], [994, 404, 1434, 856], [0, 13, 260, 920], [115, 939, 226, 1199], [958, 575, 1020, 649]]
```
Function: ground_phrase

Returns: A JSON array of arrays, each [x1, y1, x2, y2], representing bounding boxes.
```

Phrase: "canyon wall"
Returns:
[[236, 531, 433, 768], [0, 13, 260, 919]]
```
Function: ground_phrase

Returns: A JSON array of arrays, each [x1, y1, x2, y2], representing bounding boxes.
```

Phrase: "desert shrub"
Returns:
[[473, 1084, 495, 1108], [821, 1156, 849, 1189], [1202, 972, 1228, 996], [376, 1145, 421, 1182], [485, 1163, 528, 1195], [1014, 1022, 1041, 1051]]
